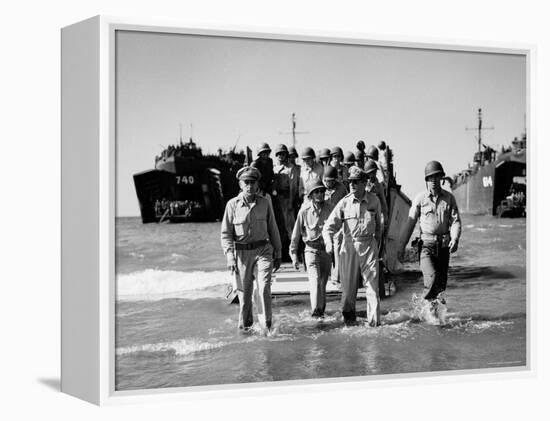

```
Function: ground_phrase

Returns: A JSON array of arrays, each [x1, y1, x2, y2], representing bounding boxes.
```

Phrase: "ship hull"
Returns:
[[452, 150, 526, 216]]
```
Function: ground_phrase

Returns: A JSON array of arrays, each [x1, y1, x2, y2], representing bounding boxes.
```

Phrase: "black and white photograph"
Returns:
[[114, 29, 527, 391]]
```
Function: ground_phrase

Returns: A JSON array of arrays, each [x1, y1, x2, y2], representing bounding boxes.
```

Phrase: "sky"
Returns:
[[116, 30, 526, 217]]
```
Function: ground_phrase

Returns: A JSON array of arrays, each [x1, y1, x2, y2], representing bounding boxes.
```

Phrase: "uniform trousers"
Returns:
[[338, 235, 380, 325], [304, 248, 332, 314], [420, 241, 450, 300], [235, 244, 273, 329]]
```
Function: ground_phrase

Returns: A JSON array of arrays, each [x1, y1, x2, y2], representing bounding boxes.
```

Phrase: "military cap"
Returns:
[[347, 166, 366, 181], [257, 142, 271, 156], [306, 179, 326, 197], [288, 146, 298, 157], [236, 166, 261, 181], [323, 165, 338, 180], [364, 160, 378, 175]]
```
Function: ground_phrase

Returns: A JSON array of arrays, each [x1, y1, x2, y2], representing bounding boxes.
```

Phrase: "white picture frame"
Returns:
[[61, 15, 534, 405]]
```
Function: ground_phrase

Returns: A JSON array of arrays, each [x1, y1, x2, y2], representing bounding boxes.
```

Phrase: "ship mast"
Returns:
[[279, 113, 310, 147], [466, 108, 494, 165]]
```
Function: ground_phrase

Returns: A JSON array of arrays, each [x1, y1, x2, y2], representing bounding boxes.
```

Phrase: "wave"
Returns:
[[116, 337, 228, 357], [116, 269, 231, 302]]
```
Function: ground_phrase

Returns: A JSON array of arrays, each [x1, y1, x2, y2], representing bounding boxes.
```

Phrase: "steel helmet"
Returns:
[[288, 145, 298, 158], [424, 160, 445, 180], [330, 146, 344, 158], [343, 151, 356, 165], [274, 144, 289, 156], [300, 147, 316, 159], [366, 145, 379, 161], [257, 142, 271, 156], [364, 160, 378, 175], [319, 147, 331, 159], [323, 165, 338, 180], [306, 179, 326, 197], [378, 140, 387, 150], [356, 140, 366, 151]]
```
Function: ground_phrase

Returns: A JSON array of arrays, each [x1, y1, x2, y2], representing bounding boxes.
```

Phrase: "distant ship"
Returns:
[[451, 109, 526, 217], [133, 135, 249, 223]]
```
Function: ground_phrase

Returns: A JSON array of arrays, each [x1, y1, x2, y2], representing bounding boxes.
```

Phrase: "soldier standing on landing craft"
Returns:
[[398, 161, 461, 306], [220, 166, 282, 331], [323, 166, 383, 326], [287, 146, 302, 218], [273, 144, 296, 260]]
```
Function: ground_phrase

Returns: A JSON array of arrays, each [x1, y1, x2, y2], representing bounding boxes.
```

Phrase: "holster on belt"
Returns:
[[420, 233, 450, 257]]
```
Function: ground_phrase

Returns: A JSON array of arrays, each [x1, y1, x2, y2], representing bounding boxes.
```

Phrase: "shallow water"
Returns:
[[115, 214, 526, 390]]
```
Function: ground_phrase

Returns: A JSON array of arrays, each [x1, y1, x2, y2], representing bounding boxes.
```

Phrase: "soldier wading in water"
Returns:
[[221, 166, 282, 332], [399, 160, 461, 311], [323, 166, 383, 326]]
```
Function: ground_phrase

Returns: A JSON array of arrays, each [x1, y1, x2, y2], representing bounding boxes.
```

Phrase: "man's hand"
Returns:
[[227, 253, 238, 274], [273, 258, 281, 272], [291, 253, 300, 270], [325, 242, 333, 256], [449, 238, 459, 253]]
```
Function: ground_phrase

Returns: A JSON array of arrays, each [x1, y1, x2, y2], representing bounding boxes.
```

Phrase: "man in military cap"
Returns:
[[398, 161, 461, 306], [323, 166, 383, 326], [318, 148, 331, 167], [221, 166, 282, 331], [290, 179, 333, 318]]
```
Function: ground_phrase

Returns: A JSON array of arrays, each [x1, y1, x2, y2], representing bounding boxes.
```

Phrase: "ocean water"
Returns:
[[115, 215, 527, 391]]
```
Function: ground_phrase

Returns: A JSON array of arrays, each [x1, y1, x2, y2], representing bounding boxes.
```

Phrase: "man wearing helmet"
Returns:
[[273, 144, 296, 258], [287, 146, 302, 217], [299, 147, 324, 202], [290, 179, 333, 318], [323, 166, 383, 326], [252, 142, 275, 197], [329, 146, 349, 184], [398, 161, 462, 305]]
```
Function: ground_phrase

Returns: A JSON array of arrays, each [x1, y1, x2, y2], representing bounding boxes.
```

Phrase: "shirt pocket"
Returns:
[[421, 203, 437, 225], [251, 215, 267, 237], [233, 215, 249, 237]]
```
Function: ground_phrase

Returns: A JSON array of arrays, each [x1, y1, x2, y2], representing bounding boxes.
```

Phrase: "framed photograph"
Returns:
[[61, 16, 531, 405]]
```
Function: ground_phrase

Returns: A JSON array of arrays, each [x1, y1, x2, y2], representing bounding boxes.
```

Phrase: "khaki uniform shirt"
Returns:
[[220, 193, 282, 260], [322, 191, 383, 246], [409, 189, 461, 241], [290, 201, 333, 254]]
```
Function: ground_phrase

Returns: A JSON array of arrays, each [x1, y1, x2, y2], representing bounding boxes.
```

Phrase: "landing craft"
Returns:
[[451, 109, 526, 217], [133, 134, 251, 223]]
